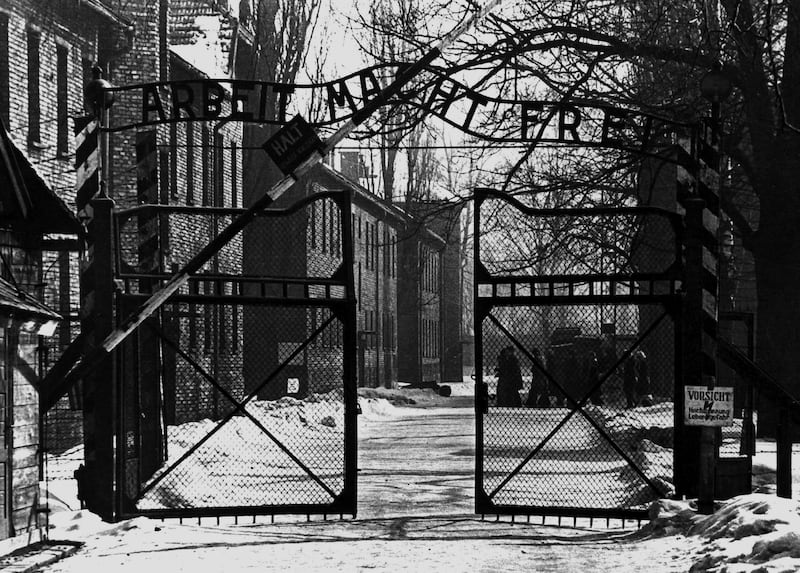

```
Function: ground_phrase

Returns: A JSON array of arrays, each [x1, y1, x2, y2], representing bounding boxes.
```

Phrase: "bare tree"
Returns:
[[362, 0, 800, 411], [240, 0, 325, 204]]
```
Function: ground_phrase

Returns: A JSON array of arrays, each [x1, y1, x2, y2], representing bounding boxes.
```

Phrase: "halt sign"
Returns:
[[684, 386, 734, 426], [262, 114, 323, 175]]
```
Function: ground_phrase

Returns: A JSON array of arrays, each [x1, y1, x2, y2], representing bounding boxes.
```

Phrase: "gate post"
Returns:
[[81, 192, 117, 521], [679, 197, 718, 513]]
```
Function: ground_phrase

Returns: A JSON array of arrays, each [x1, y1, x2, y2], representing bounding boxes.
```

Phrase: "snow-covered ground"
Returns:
[[38, 492, 800, 572], [37, 385, 800, 572]]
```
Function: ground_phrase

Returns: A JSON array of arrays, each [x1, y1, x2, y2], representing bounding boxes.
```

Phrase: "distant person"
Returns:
[[586, 351, 604, 406], [496, 346, 523, 407], [525, 347, 551, 407], [623, 349, 653, 407]]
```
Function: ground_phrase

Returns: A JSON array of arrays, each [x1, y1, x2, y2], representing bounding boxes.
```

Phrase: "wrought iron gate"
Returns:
[[474, 188, 684, 520], [111, 190, 357, 519]]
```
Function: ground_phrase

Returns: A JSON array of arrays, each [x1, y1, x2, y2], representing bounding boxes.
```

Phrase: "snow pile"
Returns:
[[138, 392, 347, 509], [686, 494, 800, 572], [641, 495, 800, 573], [358, 396, 400, 420], [46, 510, 151, 540], [592, 403, 676, 504]]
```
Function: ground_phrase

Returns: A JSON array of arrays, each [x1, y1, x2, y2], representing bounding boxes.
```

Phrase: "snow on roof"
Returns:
[[169, 0, 236, 79]]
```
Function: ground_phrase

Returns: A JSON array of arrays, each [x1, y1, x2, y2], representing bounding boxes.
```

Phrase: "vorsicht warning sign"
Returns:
[[685, 386, 735, 426]]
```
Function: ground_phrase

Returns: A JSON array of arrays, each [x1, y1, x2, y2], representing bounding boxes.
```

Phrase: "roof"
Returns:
[[305, 163, 447, 247], [169, 0, 237, 78], [82, 0, 132, 27], [0, 120, 83, 236], [312, 163, 409, 224], [0, 275, 61, 324]]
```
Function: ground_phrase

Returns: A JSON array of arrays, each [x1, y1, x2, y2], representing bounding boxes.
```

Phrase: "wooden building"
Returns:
[[0, 119, 80, 541]]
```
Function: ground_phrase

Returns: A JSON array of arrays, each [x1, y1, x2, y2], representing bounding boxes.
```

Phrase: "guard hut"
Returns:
[[0, 119, 81, 543]]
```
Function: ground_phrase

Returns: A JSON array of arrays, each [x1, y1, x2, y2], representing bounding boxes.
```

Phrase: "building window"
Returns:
[[365, 222, 371, 270], [214, 132, 224, 207], [230, 141, 238, 208], [372, 224, 378, 269], [159, 149, 169, 204], [56, 44, 69, 156], [392, 233, 397, 278], [310, 201, 317, 249], [27, 29, 41, 146], [0, 14, 9, 126], [232, 304, 240, 353], [329, 200, 337, 255], [169, 123, 178, 199], [188, 281, 199, 349], [203, 281, 213, 352], [321, 200, 327, 253], [335, 205, 341, 255], [202, 125, 211, 206], [219, 286, 228, 352], [186, 122, 195, 204]]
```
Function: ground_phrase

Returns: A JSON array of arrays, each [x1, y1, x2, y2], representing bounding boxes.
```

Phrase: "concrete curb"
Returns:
[[0, 540, 82, 572]]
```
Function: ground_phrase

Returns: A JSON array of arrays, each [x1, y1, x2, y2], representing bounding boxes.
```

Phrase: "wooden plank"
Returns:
[[11, 380, 37, 405], [12, 403, 38, 427], [11, 467, 38, 489], [11, 445, 37, 469], [11, 483, 38, 522], [11, 424, 38, 448]]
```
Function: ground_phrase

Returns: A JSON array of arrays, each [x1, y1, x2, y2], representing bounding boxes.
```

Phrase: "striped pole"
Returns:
[[75, 116, 100, 221], [56, 0, 507, 397], [74, 115, 100, 330], [136, 130, 160, 292], [695, 120, 721, 380]]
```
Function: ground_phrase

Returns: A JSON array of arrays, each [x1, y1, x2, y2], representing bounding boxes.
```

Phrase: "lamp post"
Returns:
[[84, 65, 114, 198], [700, 61, 732, 146], [80, 65, 116, 519]]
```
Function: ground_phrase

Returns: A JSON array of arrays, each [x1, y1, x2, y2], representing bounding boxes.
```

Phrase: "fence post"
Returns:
[[777, 408, 792, 498], [680, 197, 718, 513]]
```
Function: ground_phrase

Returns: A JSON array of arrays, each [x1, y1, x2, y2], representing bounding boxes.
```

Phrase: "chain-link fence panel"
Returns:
[[40, 247, 84, 511], [474, 189, 682, 519], [116, 301, 349, 513], [479, 303, 676, 513], [109, 191, 355, 518]]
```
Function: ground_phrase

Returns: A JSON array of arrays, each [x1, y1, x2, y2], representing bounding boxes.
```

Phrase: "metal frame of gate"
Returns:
[[97, 190, 357, 520], [473, 188, 685, 521]]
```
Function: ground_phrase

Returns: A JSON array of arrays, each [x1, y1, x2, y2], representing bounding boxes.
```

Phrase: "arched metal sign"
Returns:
[[103, 64, 696, 160]]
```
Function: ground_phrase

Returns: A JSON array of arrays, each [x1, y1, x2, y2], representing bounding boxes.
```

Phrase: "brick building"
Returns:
[[265, 162, 465, 391], [0, 0, 126, 543]]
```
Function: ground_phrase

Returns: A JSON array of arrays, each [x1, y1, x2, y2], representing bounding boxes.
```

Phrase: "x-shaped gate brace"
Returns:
[[135, 312, 343, 504], [483, 310, 673, 501]]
